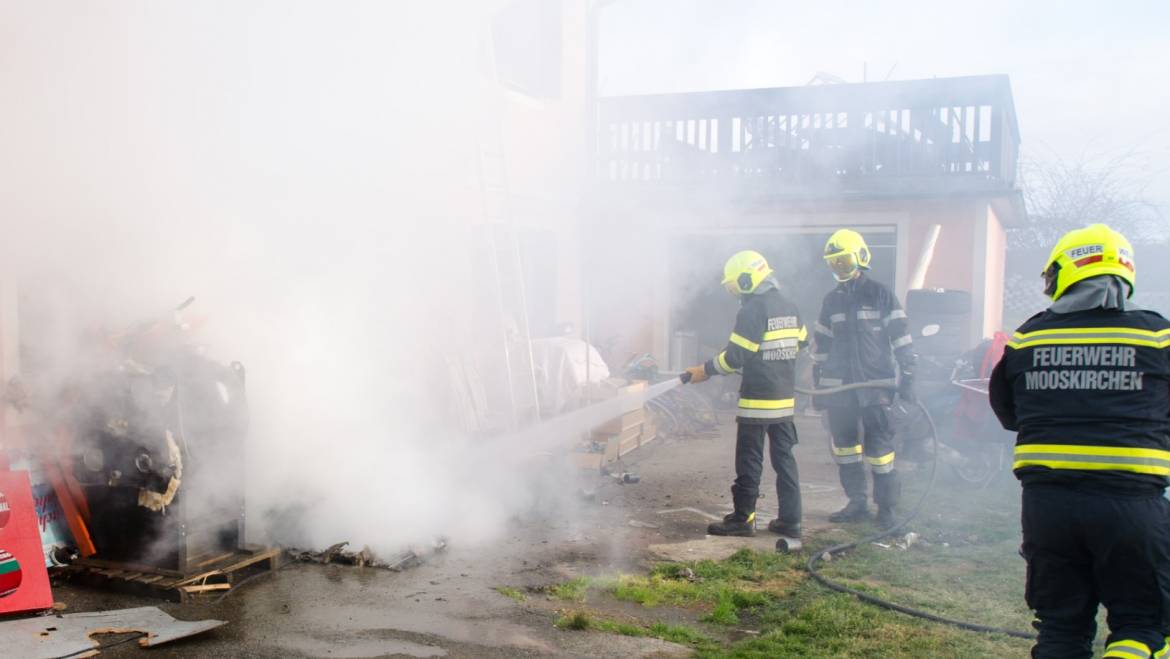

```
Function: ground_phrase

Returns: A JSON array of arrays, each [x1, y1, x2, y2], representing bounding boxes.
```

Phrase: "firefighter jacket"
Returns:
[[812, 273, 916, 407], [989, 307, 1170, 495], [703, 280, 807, 425]]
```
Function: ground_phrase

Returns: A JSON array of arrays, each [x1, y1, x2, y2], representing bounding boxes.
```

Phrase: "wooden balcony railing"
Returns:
[[598, 75, 1020, 197]]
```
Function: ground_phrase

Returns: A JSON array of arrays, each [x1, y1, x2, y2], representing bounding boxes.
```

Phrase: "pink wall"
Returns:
[[983, 206, 1007, 336]]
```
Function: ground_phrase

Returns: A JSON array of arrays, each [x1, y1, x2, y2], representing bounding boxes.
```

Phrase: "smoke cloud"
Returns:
[[0, 1, 586, 553]]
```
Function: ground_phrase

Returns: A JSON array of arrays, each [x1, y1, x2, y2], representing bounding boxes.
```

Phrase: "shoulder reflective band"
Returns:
[[1008, 327, 1170, 350], [714, 351, 736, 375], [814, 322, 833, 338], [1013, 444, 1170, 476], [891, 334, 913, 349], [832, 444, 863, 464], [729, 332, 760, 352], [1104, 639, 1153, 659], [884, 310, 907, 325], [737, 398, 795, 419], [866, 452, 896, 474]]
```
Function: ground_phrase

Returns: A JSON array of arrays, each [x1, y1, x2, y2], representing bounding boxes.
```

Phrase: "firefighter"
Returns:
[[989, 224, 1170, 659], [684, 250, 806, 541], [813, 229, 916, 530]]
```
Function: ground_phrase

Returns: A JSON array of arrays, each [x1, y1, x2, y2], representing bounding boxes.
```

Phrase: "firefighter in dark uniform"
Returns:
[[684, 250, 807, 542], [813, 229, 916, 530], [990, 224, 1170, 659]]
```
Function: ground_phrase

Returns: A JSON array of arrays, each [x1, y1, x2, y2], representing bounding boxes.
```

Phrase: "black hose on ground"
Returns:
[[794, 381, 1034, 640]]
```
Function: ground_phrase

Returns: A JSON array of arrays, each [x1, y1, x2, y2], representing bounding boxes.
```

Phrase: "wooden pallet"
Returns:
[[59, 546, 283, 602]]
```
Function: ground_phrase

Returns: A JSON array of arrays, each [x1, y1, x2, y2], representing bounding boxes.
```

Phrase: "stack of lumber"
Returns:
[[570, 380, 658, 471]]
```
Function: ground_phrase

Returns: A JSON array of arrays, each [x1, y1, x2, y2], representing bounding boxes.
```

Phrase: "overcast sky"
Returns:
[[599, 0, 1170, 207]]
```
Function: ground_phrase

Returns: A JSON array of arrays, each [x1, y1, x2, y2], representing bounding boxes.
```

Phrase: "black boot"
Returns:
[[767, 518, 801, 538], [707, 512, 756, 537], [828, 499, 869, 523], [874, 471, 901, 531]]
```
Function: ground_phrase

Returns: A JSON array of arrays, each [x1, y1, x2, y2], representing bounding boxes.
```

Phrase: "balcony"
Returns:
[[597, 75, 1020, 200]]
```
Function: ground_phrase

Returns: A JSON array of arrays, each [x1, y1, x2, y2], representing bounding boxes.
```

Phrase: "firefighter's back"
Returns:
[[1003, 306, 1170, 493]]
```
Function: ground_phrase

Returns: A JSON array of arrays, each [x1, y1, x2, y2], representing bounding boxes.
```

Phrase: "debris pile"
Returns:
[[288, 539, 448, 571]]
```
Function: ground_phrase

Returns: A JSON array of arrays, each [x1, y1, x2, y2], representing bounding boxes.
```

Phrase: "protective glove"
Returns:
[[684, 365, 709, 384], [898, 371, 916, 403]]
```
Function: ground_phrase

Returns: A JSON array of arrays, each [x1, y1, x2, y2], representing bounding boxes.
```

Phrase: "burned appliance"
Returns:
[[70, 305, 248, 574]]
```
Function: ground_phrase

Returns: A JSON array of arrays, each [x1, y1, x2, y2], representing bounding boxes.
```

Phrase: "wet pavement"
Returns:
[[46, 413, 851, 658]]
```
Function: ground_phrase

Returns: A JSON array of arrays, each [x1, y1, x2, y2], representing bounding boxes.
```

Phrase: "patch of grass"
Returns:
[[611, 550, 783, 625], [695, 584, 1028, 658], [556, 611, 720, 650], [592, 618, 649, 637], [562, 472, 1037, 657], [555, 611, 591, 630], [556, 611, 644, 635], [811, 478, 1033, 632], [549, 576, 592, 602], [648, 621, 717, 648], [494, 586, 526, 603]]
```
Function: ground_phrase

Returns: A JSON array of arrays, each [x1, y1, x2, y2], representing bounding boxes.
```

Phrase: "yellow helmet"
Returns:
[[823, 229, 871, 282], [1042, 223, 1135, 300], [722, 250, 774, 296]]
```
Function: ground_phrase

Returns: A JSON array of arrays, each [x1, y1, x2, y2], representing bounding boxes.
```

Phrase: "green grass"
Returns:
[[555, 611, 720, 650], [494, 586, 527, 602], [546, 473, 1038, 657], [555, 611, 593, 631], [549, 576, 592, 602]]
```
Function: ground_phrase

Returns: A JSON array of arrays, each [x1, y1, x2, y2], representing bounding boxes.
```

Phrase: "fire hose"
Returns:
[[787, 379, 1032, 639]]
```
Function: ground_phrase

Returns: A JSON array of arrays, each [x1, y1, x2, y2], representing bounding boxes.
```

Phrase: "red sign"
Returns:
[[0, 471, 52, 615]]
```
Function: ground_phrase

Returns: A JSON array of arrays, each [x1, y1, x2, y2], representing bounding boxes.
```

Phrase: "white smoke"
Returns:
[[0, 1, 586, 552]]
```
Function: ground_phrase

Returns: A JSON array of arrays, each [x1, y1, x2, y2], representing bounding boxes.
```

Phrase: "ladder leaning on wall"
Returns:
[[470, 26, 541, 433], [474, 141, 542, 432]]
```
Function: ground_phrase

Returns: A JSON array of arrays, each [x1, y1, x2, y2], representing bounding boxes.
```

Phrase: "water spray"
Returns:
[[497, 377, 683, 458]]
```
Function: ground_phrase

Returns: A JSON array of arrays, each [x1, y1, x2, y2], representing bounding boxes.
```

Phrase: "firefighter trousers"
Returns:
[[1022, 484, 1170, 659], [731, 420, 801, 527], [827, 404, 899, 510]]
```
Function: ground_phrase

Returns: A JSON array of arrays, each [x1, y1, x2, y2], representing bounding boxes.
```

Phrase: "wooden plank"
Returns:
[[172, 570, 221, 588], [618, 431, 640, 457], [569, 452, 604, 471], [191, 552, 236, 570], [595, 408, 645, 433], [215, 548, 281, 574], [77, 558, 184, 578], [181, 583, 231, 594]]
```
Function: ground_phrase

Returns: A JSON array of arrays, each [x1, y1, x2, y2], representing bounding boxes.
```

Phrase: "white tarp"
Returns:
[[530, 337, 610, 416]]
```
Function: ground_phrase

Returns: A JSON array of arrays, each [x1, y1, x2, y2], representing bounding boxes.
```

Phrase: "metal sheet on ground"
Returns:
[[2, 605, 225, 658]]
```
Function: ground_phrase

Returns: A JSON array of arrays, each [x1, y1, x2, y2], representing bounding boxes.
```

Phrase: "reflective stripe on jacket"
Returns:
[[704, 282, 806, 424], [812, 272, 915, 406], [989, 308, 1170, 493]]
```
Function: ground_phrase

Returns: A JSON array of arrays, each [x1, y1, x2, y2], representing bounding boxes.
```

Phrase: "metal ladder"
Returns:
[[475, 130, 542, 431]]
